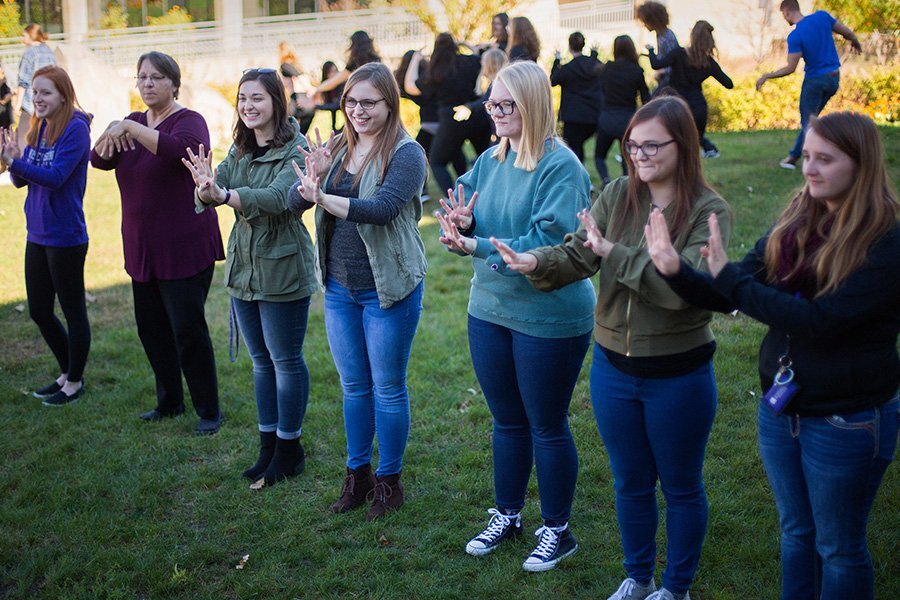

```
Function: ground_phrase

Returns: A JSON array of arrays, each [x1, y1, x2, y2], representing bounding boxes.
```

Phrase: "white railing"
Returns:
[[558, 0, 634, 35], [0, 7, 430, 76]]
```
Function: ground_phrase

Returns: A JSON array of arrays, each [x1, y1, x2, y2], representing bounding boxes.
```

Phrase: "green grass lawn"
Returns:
[[0, 128, 898, 599]]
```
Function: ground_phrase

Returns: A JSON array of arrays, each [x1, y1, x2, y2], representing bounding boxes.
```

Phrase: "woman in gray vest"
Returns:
[[290, 62, 427, 521]]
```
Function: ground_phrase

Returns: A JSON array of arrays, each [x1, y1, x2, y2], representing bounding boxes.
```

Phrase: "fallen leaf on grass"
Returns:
[[748, 390, 756, 397], [458, 398, 471, 412], [466, 388, 478, 396], [85, 292, 97, 303], [14, 304, 24, 313], [378, 534, 390, 546], [249, 478, 265, 491], [235, 554, 250, 569]]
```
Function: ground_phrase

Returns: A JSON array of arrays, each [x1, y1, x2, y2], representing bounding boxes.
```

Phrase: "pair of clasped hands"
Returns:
[[0, 128, 22, 172], [435, 192, 729, 279]]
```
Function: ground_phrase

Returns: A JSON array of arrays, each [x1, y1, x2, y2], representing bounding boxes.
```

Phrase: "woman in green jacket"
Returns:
[[183, 68, 315, 488], [493, 96, 731, 600]]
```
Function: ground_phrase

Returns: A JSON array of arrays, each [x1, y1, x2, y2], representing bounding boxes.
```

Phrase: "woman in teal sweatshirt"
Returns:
[[437, 61, 595, 572]]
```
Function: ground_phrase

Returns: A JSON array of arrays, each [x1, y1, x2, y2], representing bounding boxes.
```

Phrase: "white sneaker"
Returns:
[[608, 578, 657, 600], [646, 589, 690, 600], [779, 156, 798, 170], [465, 508, 522, 556]]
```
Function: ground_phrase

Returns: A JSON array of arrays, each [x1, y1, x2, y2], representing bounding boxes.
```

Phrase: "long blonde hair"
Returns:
[[476, 48, 507, 95], [330, 62, 406, 188], [490, 61, 556, 172], [764, 112, 899, 296]]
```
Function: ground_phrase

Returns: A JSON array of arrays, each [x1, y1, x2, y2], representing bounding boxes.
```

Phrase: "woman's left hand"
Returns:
[[702, 213, 728, 277], [0, 127, 21, 167], [104, 120, 136, 153], [577, 208, 613, 257], [645, 209, 681, 276]]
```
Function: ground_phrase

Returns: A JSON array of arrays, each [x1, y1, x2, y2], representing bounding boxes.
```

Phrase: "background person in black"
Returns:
[[413, 33, 490, 197], [507, 16, 541, 63], [396, 49, 465, 202], [594, 35, 650, 186], [550, 31, 602, 166], [316, 61, 343, 133], [648, 21, 733, 158], [465, 12, 509, 55], [313, 30, 380, 100]]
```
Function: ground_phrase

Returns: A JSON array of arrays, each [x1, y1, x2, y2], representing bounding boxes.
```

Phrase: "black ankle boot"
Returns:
[[242, 431, 277, 480], [262, 437, 305, 485]]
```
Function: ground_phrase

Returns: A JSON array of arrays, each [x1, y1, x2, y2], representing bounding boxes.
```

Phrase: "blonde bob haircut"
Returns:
[[490, 61, 556, 172]]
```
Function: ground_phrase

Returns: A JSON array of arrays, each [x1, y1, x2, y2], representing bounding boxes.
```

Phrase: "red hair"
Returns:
[[26, 65, 87, 148]]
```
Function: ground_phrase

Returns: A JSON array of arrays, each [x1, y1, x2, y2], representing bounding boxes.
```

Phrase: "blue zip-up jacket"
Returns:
[[11, 110, 91, 247]]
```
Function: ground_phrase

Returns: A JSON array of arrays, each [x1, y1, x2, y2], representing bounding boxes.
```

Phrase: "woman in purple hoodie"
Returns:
[[1, 65, 91, 406]]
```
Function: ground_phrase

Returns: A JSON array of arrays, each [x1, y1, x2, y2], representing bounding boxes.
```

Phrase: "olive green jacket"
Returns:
[[199, 120, 317, 302], [314, 133, 427, 308], [528, 177, 732, 357]]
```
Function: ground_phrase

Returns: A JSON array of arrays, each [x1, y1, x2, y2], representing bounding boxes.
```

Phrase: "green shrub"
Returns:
[[100, 1, 128, 30], [0, 0, 21, 40], [706, 63, 900, 131], [147, 5, 192, 27]]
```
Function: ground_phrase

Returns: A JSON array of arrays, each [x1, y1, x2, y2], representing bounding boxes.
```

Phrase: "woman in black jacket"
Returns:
[[594, 35, 649, 186], [550, 31, 602, 166], [646, 111, 899, 600], [648, 20, 733, 157]]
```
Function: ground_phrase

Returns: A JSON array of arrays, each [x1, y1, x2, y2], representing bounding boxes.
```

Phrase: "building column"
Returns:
[[61, 0, 90, 42], [216, 0, 244, 51]]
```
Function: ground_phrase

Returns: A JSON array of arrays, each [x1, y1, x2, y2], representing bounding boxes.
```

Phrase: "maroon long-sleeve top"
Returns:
[[91, 108, 224, 282]]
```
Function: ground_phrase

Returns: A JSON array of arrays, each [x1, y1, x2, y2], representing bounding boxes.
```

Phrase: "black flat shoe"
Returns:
[[33, 381, 62, 399], [194, 413, 222, 436], [42, 385, 84, 407], [140, 405, 186, 421]]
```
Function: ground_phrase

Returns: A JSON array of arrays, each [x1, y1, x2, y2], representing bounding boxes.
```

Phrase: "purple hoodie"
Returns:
[[11, 110, 91, 247]]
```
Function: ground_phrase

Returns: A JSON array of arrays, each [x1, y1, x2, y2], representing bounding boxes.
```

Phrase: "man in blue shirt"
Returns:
[[756, 0, 861, 169]]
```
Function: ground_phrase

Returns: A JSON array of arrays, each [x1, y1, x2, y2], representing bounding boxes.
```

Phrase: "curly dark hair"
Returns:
[[636, 1, 670, 30]]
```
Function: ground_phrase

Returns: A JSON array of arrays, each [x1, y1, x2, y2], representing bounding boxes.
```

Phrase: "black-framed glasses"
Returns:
[[483, 100, 516, 116], [624, 139, 676, 157], [134, 74, 167, 85], [345, 98, 385, 111]]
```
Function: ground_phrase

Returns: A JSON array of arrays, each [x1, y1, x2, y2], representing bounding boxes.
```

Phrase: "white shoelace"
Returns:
[[614, 579, 636, 598], [478, 508, 516, 541], [529, 526, 561, 559]]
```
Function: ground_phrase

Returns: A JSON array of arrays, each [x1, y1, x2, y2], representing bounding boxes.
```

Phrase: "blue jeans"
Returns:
[[758, 395, 899, 600], [232, 297, 311, 439], [324, 277, 423, 477], [468, 315, 591, 526], [789, 74, 840, 159], [591, 346, 717, 594]]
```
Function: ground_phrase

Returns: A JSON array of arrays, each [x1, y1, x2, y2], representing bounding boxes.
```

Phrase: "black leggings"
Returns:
[[595, 108, 634, 181], [24, 242, 91, 382], [429, 114, 493, 194], [416, 127, 466, 197], [562, 122, 596, 164]]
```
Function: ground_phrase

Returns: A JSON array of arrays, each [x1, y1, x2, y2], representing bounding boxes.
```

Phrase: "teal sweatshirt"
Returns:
[[457, 139, 595, 338]]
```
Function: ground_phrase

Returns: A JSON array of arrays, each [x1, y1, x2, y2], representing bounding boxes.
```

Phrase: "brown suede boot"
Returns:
[[331, 465, 376, 513], [366, 473, 404, 521]]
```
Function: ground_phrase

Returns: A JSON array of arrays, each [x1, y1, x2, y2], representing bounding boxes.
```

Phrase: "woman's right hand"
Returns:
[[299, 127, 334, 178], [439, 184, 477, 230], [181, 143, 221, 205], [0, 127, 21, 166], [435, 210, 476, 255], [490, 238, 538, 274]]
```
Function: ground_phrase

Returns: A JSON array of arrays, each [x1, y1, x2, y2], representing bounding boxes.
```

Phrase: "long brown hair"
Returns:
[[612, 95, 710, 241], [232, 69, 294, 159], [686, 20, 717, 69], [507, 17, 540, 61], [764, 112, 900, 297], [330, 62, 406, 189], [26, 66, 88, 148]]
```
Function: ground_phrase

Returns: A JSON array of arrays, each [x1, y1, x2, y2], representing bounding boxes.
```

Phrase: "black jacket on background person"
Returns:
[[661, 225, 900, 417], [550, 53, 603, 124]]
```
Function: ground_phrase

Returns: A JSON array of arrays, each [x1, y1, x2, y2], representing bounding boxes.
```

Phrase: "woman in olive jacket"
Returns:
[[184, 69, 315, 488]]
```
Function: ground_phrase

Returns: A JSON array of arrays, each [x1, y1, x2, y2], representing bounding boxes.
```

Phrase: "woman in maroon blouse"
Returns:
[[91, 51, 225, 435]]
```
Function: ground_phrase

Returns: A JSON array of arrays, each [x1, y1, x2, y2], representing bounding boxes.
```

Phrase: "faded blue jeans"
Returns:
[[789, 73, 840, 159], [232, 296, 311, 439], [758, 395, 899, 600], [591, 346, 718, 595], [324, 277, 423, 477]]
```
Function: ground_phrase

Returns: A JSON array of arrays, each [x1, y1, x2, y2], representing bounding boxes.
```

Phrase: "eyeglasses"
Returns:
[[344, 98, 385, 111], [624, 139, 676, 157], [483, 100, 516, 115], [242, 68, 278, 75], [135, 74, 168, 85]]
